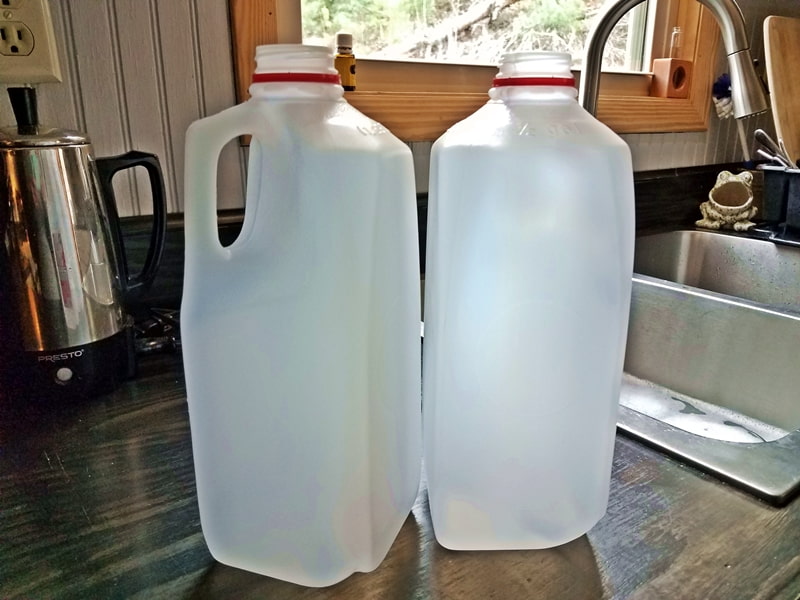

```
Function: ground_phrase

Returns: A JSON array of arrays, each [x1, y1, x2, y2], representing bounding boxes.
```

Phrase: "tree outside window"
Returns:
[[302, 0, 647, 69]]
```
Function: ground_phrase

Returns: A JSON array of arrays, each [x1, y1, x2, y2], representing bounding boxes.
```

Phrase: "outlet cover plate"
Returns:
[[0, 0, 61, 83]]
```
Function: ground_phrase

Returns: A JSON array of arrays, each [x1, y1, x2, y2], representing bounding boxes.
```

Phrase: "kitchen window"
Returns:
[[301, 0, 655, 71], [229, 0, 720, 139]]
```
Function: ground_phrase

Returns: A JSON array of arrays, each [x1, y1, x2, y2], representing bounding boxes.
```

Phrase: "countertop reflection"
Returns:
[[1, 354, 798, 599]]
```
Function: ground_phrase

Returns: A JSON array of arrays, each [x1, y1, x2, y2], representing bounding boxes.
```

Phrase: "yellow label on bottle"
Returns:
[[335, 54, 356, 90]]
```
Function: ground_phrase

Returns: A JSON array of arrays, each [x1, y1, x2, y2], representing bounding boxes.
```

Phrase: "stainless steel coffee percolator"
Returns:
[[0, 87, 166, 399]]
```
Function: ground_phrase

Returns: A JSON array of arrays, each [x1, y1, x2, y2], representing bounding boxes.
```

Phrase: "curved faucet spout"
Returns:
[[579, 0, 768, 119]]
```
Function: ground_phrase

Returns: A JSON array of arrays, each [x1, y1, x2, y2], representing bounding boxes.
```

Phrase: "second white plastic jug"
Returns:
[[423, 51, 635, 551], [182, 45, 422, 586]]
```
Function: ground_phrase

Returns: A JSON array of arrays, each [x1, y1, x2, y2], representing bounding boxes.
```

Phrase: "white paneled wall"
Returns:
[[1, 0, 798, 213], [0, 0, 244, 217]]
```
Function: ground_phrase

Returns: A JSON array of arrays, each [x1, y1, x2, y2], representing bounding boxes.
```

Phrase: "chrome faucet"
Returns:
[[579, 0, 768, 119]]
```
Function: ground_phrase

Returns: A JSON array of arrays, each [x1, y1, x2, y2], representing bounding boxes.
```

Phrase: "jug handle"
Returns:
[[95, 151, 168, 301], [183, 103, 256, 263]]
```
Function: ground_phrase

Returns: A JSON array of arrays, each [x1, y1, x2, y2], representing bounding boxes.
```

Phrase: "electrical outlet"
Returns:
[[0, 0, 61, 83], [1, 22, 34, 55]]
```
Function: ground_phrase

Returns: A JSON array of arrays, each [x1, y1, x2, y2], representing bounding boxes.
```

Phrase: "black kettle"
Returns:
[[0, 87, 167, 399]]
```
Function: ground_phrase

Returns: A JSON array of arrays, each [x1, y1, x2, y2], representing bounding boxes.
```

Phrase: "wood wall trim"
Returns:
[[229, 0, 277, 105]]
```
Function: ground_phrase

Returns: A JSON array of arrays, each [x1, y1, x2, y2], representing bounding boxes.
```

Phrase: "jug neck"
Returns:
[[248, 44, 344, 100], [249, 74, 345, 100], [488, 51, 578, 103], [489, 79, 578, 103]]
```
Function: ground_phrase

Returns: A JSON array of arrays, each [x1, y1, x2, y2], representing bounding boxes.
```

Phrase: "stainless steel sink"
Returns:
[[620, 229, 800, 505]]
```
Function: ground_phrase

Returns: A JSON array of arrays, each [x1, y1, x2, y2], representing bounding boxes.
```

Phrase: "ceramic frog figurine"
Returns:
[[696, 170, 757, 231]]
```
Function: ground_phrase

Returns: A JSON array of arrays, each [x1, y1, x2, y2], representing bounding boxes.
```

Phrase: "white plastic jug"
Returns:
[[181, 44, 422, 586], [422, 52, 635, 550]]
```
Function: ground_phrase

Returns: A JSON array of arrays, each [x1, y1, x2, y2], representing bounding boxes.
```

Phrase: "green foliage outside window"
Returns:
[[302, 0, 633, 67]]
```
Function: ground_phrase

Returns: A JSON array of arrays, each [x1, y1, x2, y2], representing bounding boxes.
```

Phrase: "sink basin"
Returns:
[[620, 229, 800, 505]]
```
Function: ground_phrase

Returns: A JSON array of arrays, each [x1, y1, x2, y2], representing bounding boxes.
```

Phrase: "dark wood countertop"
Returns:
[[1, 354, 799, 599]]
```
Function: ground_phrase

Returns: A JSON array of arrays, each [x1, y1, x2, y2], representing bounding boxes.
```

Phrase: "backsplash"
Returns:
[[124, 162, 735, 310], [1, 0, 798, 215]]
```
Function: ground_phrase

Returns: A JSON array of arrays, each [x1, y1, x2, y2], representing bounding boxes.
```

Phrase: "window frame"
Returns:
[[229, 0, 719, 141]]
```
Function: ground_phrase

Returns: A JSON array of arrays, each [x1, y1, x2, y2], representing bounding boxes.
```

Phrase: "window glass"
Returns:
[[302, 0, 654, 70]]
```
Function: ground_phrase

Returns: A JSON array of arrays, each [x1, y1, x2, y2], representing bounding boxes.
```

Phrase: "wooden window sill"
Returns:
[[230, 0, 718, 141], [344, 87, 710, 141]]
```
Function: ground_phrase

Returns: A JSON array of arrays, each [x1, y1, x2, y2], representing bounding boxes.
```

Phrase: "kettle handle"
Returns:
[[95, 151, 168, 302]]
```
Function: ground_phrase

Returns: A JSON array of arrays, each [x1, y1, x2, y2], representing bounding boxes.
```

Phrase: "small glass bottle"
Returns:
[[670, 26, 682, 58], [334, 32, 356, 91]]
